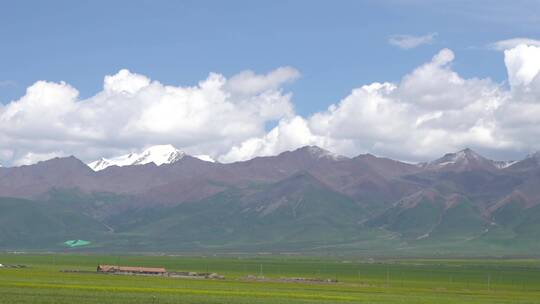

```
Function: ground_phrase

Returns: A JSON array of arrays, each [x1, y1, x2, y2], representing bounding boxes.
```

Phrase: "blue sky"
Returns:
[[1, 0, 538, 114], [1, 0, 540, 166]]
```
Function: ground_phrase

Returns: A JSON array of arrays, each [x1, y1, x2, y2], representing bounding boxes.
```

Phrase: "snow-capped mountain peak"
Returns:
[[88, 145, 187, 171], [427, 148, 496, 171], [414, 148, 522, 171], [430, 148, 474, 166], [131, 145, 185, 166], [87, 158, 112, 171], [302, 145, 347, 161]]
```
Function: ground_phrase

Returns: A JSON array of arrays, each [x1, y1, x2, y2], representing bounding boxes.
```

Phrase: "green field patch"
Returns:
[[1, 254, 540, 304]]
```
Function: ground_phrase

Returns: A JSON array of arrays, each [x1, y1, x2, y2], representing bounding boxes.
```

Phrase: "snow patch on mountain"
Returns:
[[426, 148, 499, 171], [303, 146, 347, 161], [493, 160, 518, 169], [429, 148, 475, 167], [425, 148, 522, 171], [194, 154, 215, 163], [88, 145, 189, 171]]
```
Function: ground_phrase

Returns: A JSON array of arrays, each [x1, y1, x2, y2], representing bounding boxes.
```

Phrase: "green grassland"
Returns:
[[1, 254, 540, 303]]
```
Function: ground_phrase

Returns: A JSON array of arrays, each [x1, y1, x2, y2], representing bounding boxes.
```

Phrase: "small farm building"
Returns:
[[97, 265, 166, 275]]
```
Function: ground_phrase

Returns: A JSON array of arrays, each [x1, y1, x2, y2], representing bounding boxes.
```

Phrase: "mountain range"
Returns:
[[1, 145, 540, 256]]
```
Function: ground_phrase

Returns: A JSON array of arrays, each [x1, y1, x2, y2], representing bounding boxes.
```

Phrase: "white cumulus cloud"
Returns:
[[504, 44, 540, 94], [3, 43, 540, 166], [490, 38, 540, 51], [227, 44, 540, 162], [0, 68, 296, 165], [226, 66, 300, 96]]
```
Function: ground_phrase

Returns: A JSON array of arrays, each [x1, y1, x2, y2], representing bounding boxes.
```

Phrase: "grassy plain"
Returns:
[[1, 254, 539, 303]]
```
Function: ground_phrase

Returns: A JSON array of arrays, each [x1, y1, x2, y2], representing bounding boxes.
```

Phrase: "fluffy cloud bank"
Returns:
[[2, 43, 540, 166], [223, 44, 540, 162], [0, 68, 297, 165]]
